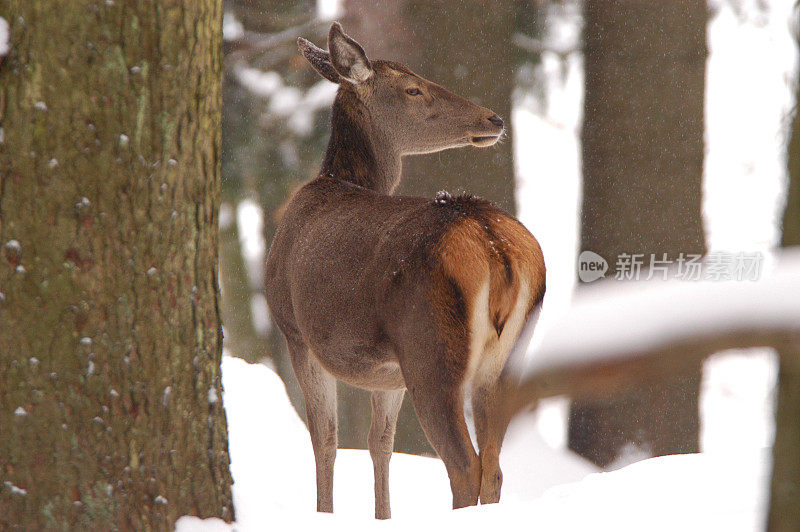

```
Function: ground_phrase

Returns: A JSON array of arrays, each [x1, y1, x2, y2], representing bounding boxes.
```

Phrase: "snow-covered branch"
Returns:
[[513, 248, 800, 407]]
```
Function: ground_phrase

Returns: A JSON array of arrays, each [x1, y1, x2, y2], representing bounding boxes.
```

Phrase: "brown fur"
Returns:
[[432, 195, 545, 379]]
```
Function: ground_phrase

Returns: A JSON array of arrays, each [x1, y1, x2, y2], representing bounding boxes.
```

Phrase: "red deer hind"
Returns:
[[265, 22, 546, 519]]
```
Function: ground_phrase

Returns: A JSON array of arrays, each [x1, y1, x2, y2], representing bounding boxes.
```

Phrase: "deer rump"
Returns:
[[273, 177, 545, 391]]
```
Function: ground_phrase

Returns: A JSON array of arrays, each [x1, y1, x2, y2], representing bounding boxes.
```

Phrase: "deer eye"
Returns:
[[406, 88, 422, 96]]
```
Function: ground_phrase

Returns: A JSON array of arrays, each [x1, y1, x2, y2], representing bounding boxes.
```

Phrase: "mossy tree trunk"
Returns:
[[569, 0, 708, 468], [0, 1, 234, 529]]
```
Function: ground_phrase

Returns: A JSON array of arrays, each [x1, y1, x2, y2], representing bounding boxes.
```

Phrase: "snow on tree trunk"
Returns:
[[0, 1, 234, 528], [568, 0, 708, 468]]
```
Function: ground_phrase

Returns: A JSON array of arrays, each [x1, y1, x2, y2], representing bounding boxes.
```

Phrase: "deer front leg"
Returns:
[[289, 342, 338, 513], [369, 389, 405, 519]]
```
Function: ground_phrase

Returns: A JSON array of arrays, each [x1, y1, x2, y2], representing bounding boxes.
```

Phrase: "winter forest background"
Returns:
[[1, 0, 799, 530]]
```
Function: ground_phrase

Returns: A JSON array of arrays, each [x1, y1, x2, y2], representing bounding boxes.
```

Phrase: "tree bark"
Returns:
[[0, 1, 234, 528], [768, 33, 800, 529], [569, 0, 708, 468]]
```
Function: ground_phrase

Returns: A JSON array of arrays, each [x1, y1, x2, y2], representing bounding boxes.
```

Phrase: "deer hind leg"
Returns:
[[472, 290, 540, 504], [471, 376, 512, 504], [288, 341, 338, 513], [401, 357, 480, 509], [369, 389, 405, 519]]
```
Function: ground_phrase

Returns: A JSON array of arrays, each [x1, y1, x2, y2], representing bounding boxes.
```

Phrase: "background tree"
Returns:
[[768, 23, 800, 529], [569, 0, 708, 467], [333, 0, 519, 453], [0, 1, 234, 528], [220, 0, 326, 448], [346, 0, 517, 211]]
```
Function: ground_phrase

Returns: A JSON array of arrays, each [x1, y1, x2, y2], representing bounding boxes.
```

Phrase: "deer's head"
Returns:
[[298, 22, 505, 156]]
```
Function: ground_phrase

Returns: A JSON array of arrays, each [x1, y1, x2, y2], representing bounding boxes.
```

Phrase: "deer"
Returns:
[[264, 22, 546, 519]]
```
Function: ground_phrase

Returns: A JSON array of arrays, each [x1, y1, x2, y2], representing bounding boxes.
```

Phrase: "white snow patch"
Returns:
[[219, 202, 234, 230], [701, 348, 778, 453], [218, 355, 597, 528], [0, 17, 10, 57], [704, 0, 796, 252], [176, 516, 232, 532], [162, 386, 172, 407], [234, 66, 337, 136], [3, 481, 28, 496], [222, 12, 244, 42], [178, 356, 770, 530], [236, 199, 265, 290], [317, 0, 343, 20], [235, 68, 282, 98], [268, 86, 303, 117], [249, 293, 271, 335]]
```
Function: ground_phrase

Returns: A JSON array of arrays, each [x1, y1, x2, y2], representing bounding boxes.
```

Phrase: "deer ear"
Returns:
[[327, 22, 373, 83], [298, 37, 343, 84]]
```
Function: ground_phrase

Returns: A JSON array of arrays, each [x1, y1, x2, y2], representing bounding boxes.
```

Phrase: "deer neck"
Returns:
[[320, 91, 402, 195]]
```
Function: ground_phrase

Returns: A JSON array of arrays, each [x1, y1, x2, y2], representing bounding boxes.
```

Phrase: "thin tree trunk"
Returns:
[[569, 0, 708, 468], [0, 1, 234, 528], [767, 37, 800, 529]]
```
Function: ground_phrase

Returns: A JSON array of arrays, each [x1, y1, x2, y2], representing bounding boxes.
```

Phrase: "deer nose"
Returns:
[[488, 115, 504, 128]]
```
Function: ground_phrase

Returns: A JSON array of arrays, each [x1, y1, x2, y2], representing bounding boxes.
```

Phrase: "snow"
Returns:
[[234, 68, 282, 98], [701, 350, 778, 452], [249, 293, 271, 335], [222, 12, 244, 42], [176, 355, 771, 531], [4, 481, 28, 497], [704, 0, 796, 252], [218, 356, 593, 525], [236, 198, 265, 290], [519, 248, 800, 378], [0, 17, 9, 58], [233, 66, 338, 136], [317, 0, 343, 20]]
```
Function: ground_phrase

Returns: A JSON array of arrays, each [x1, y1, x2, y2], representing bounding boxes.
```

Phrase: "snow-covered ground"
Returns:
[[176, 356, 771, 532]]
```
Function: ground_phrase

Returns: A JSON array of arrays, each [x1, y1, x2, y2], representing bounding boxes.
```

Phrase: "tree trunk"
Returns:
[[569, 0, 708, 468], [0, 1, 234, 528], [346, 0, 517, 213], [340, 0, 517, 455], [221, 0, 325, 439], [767, 34, 800, 529]]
